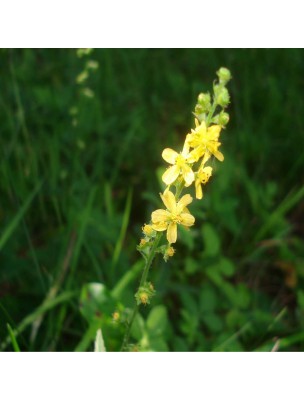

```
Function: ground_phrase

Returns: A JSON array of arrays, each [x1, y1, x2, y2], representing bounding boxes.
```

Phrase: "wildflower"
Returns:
[[139, 292, 149, 305], [166, 246, 175, 257], [195, 166, 213, 199], [151, 190, 195, 243], [139, 238, 148, 247], [216, 67, 232, 84], [186, 119, 224, 162], [112, 311, 120, 322], [161, 143, 195, 186], [142, 224, 154, 236]]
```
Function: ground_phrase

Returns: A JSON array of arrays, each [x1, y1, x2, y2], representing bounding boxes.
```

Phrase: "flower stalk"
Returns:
[[121, 67, 231, 351]]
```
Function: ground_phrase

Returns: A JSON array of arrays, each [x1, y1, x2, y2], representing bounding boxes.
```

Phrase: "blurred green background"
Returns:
[[1, 49, 304, 351]]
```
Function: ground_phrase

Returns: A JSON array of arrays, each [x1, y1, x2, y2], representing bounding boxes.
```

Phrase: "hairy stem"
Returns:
[[121, 232, 162, 351]]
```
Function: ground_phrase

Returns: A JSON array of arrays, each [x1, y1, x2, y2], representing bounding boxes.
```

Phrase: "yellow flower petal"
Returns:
[[182, 164, 195, 186], [207, 125, 221, 140], [167, 222, 177, 243], [162, 148, 178, 164], [160, 190, 176, 213], [152, 222, 168, 231], [203, 166, 212, 176], [176, 194, 193, 213], [213, 150, 224, 162], [181, 141, 190, 157], [195, 181, 203, 199], [162, 165, 180, 185], [180, 213, 195, 227], [201, 152, 211, 166], [187, 146, 204, 163], [151, 209, 170, 223], [195, 119, 206, 134]]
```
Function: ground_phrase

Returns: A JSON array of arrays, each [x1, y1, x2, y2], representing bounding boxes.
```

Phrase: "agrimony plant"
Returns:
[[121, 67, 232, 351]]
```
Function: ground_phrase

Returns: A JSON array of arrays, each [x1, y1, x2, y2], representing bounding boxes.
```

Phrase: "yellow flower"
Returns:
[[142, 224, 154, 236], [112, 311, 120, 322], [186, 119, 224, 162], [165, 246, 175, 257], [139, 238, 148, 246], [195, 166, 212, 199], [139, 292, 149, 305], [151, 190, 195, 243], [161, 143, 195, 186]]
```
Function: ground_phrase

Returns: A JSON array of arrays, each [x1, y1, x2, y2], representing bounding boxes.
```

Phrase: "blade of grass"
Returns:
[[7, 323, 21, 352], [0, 180, 43, 251], [255, 185, 304, 241], [29, 231, 77, 344], [49, 187, 97, 350], [0, 291, 76, 351], [74, 320, 100, 352], [111, 259, 143, 299], [111, 188, 133, 270]]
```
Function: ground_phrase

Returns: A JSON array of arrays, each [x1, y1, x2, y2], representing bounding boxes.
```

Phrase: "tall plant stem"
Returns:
[[121, 232, 162, 351]]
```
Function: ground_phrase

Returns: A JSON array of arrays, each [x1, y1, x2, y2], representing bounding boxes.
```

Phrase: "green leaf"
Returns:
[[185, 257, 199, 275], [217, 257, 235, 277], [131, 313, 146, 341], [201, 223, 221, 256], [202, 313, 223, 332], [199, 285, 217, 313], [80, 283, 115, 323], [146, 305, 168, 337], [148, 337, 169, 352]]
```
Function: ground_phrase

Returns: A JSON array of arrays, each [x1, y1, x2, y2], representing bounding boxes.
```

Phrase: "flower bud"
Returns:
[[216, 87, 230, 107], [142, 224, 154, 236], [218, 111, 230, 126], [163, 246, 175, 261], [197, 92, 211, 113], [139, 292, 149, 305], [166, 246, 175, 257], [135, 282, 155, 306], [112, 311, 120, 322], [216, 67, 232, 84]]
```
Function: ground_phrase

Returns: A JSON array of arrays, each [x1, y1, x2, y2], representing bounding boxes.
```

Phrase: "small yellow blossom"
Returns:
[[166, 246, 175, 257], [151, 190, 195, 243], [186, 119, 224, 162], [142, 224, 154, 236], [112, 311, 120, 322], [195, 166, 213, 199], [161, 143, 195, 186], [139, 292, 149, 305], [139, 238, 148, 246]]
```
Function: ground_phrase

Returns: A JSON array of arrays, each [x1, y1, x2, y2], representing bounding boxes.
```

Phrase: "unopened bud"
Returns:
[[217, 67, 232, 84], [142, 224, 154, 236], [139, 238, 148, 247], [216, 87, 230, 107], [166, 246, 175, 257], [218, 111, 230, 126], [112, 311, 120, 322], [197, 92, 211, 113]]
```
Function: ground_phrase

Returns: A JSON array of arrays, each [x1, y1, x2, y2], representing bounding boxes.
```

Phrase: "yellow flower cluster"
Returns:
[[140, 68, 231, 250], [150, 117, 223, 244]]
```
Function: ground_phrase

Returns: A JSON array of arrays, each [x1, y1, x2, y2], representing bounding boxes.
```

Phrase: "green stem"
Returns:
[[206, 101, 217, 127], [121, 232, 162, 351]]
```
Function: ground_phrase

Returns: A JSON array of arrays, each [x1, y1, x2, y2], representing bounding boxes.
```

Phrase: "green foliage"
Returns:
[[0, 49, 304, 351]]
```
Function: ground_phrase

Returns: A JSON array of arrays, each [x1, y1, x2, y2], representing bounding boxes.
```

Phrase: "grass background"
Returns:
[[1, 48, 304, 351]]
